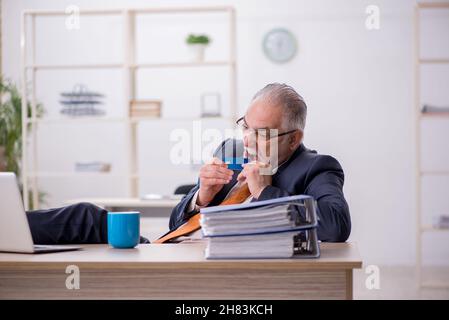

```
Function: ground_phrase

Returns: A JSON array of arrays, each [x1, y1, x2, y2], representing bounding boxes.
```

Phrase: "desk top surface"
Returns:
[[0, 242, 362, 269]]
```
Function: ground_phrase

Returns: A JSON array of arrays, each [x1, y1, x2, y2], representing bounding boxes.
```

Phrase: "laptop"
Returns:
[[0, 172, 81, 253]]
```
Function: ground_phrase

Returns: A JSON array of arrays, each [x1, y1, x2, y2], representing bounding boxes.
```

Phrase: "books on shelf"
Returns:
[[200, 195, 320, 259], [75, 162, 111, 172], [129, 100, 162, 118]]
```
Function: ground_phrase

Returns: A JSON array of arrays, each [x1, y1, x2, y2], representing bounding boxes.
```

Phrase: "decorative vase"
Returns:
[[188, 43, 207, 62]]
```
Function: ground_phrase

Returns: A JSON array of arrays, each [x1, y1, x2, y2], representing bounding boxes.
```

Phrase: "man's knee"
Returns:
[[68, 202, 107, 235], [72, 202, 99, 211], [71, 202, 103, 215]]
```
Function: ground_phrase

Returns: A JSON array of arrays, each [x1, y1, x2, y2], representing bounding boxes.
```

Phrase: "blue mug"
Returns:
[[107, 211, 140, 249]]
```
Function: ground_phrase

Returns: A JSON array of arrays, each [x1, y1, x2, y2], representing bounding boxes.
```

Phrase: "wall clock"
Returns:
[[262, 28, 297, 63]]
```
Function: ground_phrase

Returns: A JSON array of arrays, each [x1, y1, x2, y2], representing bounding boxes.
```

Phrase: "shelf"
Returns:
[[419, 59, 449, 64], [28, 172, 128, 178], [420, 281, 449, 289], [26, 117, 127, 124], [24, 6, 234, 17], [26, 64, 123, 70], [24, 9, 123, 16], [418, 2, 449, 9], [27, 172, 177, 179], [132, 6, 234, 14], [415, 1, 449, 290], [25, 61, 235, 70], [419, 170, 449, 176], [132, 61, 233, 69], [26, 116, 232, 124], [131, 116, 232, 122], [21, 5, 237, 210], [421, 225, 449, 233], [28, 172, 192, 179], [419, 112, 449, 118]]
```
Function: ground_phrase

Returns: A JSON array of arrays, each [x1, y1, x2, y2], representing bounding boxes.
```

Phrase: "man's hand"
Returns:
[[197, 158, 234, 206], [237, 161, 272, 199]]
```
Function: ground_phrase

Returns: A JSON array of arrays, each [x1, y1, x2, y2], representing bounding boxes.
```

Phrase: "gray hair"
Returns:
[[252, 83, 307, 131]]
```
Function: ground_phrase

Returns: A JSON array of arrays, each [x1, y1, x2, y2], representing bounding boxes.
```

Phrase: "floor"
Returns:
[[354, 266, 449, 299], [141, 217, 449, 300]]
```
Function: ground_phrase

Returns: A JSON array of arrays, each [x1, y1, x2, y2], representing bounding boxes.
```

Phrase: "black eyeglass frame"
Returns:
[[236, 116, 298, 139]]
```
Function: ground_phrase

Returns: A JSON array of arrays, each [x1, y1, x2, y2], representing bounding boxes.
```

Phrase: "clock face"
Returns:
[[262, 28, 297, 63]]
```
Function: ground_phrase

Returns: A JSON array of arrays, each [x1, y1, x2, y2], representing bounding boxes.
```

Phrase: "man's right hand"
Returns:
[[197, 158, 234, 207]]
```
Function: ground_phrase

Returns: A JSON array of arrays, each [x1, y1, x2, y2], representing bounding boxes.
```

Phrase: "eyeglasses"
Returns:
[[236, 116, 298, 140]]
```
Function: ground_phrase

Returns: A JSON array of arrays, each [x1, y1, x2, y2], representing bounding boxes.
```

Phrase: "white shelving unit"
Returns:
[[414, 2, 449, 288], [20, 6, 237, 210]]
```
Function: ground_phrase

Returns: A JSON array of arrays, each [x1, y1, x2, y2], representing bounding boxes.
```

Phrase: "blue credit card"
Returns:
[[224, 157, 249, 171]]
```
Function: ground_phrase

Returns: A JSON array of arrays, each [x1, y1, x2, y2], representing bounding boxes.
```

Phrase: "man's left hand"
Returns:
[[237, 161, 272, 199]]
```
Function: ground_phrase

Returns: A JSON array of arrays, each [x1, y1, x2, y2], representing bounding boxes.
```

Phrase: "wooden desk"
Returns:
[[0, 242, 362, 300]]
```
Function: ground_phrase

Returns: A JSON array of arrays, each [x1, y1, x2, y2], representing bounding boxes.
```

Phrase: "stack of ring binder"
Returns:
[[200, 195, 320, 259]]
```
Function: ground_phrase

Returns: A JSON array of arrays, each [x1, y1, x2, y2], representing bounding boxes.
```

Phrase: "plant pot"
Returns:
[[0, 146, 7, 172], [188, 43, 207, 62]]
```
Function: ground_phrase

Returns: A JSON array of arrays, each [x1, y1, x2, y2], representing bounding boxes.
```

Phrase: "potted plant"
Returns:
[[186, 34, 211, 62], [0, 77, 45, 208]]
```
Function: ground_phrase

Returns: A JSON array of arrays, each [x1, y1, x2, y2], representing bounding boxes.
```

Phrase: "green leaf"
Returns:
[[0, 76, 46, 208], [186, 34, 210, 45]]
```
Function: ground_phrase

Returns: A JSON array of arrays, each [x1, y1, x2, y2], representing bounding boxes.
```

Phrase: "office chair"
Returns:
[[174, 184, 196, 195]]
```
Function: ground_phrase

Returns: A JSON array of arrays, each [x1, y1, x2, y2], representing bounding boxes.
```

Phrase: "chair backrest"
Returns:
[[174, 184, 196, 195]]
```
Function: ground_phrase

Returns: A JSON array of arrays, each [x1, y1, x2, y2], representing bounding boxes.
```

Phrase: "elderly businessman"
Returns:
[[155, 83, 351, 243], [26, 83, 350, 244]]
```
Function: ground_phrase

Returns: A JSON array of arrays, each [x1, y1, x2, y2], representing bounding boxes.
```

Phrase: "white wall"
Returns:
[[2, 0, 449, 266]]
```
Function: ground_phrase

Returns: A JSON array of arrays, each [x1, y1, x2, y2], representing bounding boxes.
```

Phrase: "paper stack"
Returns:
[[200, 195, 320, 259]]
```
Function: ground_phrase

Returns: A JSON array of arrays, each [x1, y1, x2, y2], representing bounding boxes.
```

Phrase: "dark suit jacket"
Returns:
[[169, 139, 351, 242]]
